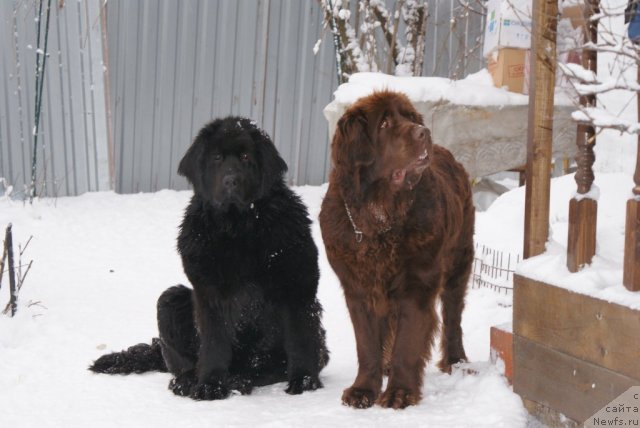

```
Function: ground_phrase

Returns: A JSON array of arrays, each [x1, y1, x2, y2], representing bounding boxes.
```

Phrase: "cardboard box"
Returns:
[[487, 48, 528, 94], [483, 0, 533, 57], [560, 1, 586, 30]]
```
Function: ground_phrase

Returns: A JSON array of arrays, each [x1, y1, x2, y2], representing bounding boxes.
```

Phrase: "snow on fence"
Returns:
[[471, 244, 521, 295]]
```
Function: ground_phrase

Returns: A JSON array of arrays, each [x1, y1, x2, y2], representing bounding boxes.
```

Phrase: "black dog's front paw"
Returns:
[[189, 380, 230, 401], [168, 371, 197, 397], [285, 374, 322, 395], [227, 374, 253, 395]]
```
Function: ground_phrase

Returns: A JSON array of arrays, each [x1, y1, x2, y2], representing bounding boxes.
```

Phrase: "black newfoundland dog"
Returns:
[[90, 117, 329, 400]]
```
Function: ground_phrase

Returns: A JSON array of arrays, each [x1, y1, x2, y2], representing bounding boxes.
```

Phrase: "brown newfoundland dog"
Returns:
[[319, 91, 474, 409]]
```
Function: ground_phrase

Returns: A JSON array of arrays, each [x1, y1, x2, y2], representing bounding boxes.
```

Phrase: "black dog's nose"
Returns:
[[223, 174, 238, 189], [412, 125, 426, 142]]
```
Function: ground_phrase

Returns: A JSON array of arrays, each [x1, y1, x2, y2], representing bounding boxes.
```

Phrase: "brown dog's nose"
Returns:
[[412, 125, 426, 142]]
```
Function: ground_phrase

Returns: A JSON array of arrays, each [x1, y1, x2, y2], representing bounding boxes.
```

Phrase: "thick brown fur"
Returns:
[[319, 91, 474, 409]]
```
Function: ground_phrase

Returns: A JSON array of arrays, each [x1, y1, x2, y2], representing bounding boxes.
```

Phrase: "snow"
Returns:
[[475, 172, 640, 310], [572, 107, 640, 133], [0, 187, 528, 427], [332, 70, 533, 107]]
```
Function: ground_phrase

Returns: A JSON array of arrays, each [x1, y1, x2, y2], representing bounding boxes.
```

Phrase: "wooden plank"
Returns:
[[567, 0, 598, 273], [522, 398, 580, 428], [624, 66, 640, 291], [523, 0, 558, 258], [490, 324, 513, 383], [567, 198, 597, 272], [514, 274, 640, 379], [513, 335, 639, 424], [623, 199, 640, 291]]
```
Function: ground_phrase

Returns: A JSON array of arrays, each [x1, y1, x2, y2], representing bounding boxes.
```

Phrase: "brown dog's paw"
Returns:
[[376, 387, 420, 409], [342, 387, 378, 409], [438, 356, 468, 374]]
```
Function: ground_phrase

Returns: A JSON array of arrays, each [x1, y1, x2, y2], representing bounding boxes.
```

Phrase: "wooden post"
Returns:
[[567, 0, 599, 272], [623, 66, 640, 292], [523, 0, 558, 259], [5, 224, 17, 317]]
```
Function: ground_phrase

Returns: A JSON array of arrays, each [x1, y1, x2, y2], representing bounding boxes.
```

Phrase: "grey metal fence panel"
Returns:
[[0, 0, 110, 198], [106, 0, 486, 192], [1, 0, 486, 197]]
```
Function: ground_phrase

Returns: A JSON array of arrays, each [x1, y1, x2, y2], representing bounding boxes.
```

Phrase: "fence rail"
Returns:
[[471, 244, 521, 295]]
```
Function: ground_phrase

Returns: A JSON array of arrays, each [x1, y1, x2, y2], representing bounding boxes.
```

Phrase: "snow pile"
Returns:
[[0, 187, 526, 428], [475, 172, 640, 310], [332, 70, 532, 107]]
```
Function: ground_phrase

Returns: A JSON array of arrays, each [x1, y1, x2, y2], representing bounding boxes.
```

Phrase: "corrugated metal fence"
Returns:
[[0, 0, 485, 197], [0, 0, 109, 198]]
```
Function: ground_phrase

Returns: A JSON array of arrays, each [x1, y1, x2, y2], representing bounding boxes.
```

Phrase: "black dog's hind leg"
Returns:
[[157, 285, 200, 396]]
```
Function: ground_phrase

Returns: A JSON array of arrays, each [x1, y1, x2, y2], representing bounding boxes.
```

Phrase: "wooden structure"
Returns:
[[523, 0, 558, 259], [623, 67, 640, 292], [514, 0, 640, 425], [566, 0, 599, 272]]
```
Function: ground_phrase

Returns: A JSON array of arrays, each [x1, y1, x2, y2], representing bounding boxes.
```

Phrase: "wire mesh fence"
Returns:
[[471, 244, 521, 295]]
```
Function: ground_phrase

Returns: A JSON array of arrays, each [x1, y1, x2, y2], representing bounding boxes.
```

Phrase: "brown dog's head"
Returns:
[[331, 91, 432, 202]]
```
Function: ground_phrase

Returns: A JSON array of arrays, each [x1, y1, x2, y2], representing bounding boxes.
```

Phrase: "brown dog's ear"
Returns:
[[332, 108, 375, 201], [333, 108, 375, 168]]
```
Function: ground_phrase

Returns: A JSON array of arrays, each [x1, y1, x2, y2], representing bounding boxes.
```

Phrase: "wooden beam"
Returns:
[[623, 66, 640, 291], [567, 198, 597, 272], [513, 275, 640, 380], [490, 324, 513, 383], [624, 199, 640, 291], [522, 398, 580, 428], [566, 0, 599, 272], [514, 335, 639, 424], [524, 0, 558, 258]]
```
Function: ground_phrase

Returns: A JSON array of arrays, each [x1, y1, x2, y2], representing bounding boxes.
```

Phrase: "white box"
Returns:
[[483, 0, 533, 57]]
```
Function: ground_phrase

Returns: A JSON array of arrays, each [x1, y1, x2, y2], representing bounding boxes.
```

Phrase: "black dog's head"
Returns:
[[178, 117, 288, 211]]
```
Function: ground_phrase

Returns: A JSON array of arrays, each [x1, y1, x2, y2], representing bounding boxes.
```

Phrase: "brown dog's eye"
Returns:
[[240, 153, 249, 162], [380, 118, 390, 129]]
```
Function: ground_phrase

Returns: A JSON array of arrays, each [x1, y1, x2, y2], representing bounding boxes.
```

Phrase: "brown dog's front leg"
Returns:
[[342, 295, 385, 409], [378, 293, 438, 409]]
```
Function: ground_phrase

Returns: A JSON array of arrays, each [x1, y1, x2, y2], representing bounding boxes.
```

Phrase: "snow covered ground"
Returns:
[[1, 1, 636, 423], [476, 172, 640, 310], [0, 186, 527, 428]]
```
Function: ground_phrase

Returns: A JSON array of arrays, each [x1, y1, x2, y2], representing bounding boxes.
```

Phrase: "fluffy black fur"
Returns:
[[90, 117, 329, 400]]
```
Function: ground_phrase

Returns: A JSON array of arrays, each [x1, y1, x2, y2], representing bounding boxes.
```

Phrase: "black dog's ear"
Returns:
[[178, 120, 220, 193], [245, 121, 288, 194]]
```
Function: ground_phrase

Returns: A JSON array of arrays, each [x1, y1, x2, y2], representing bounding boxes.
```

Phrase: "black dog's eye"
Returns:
[[240, 153, 250, 162], [213, 153, 222, 161], [380, 118, 390, 129]]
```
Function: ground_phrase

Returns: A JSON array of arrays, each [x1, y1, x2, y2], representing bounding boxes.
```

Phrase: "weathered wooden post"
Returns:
[[566, 0, 599, 272], [523, 0, 558, 258], [5, 224, 17, 316], [623, 66, 640, 291]]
